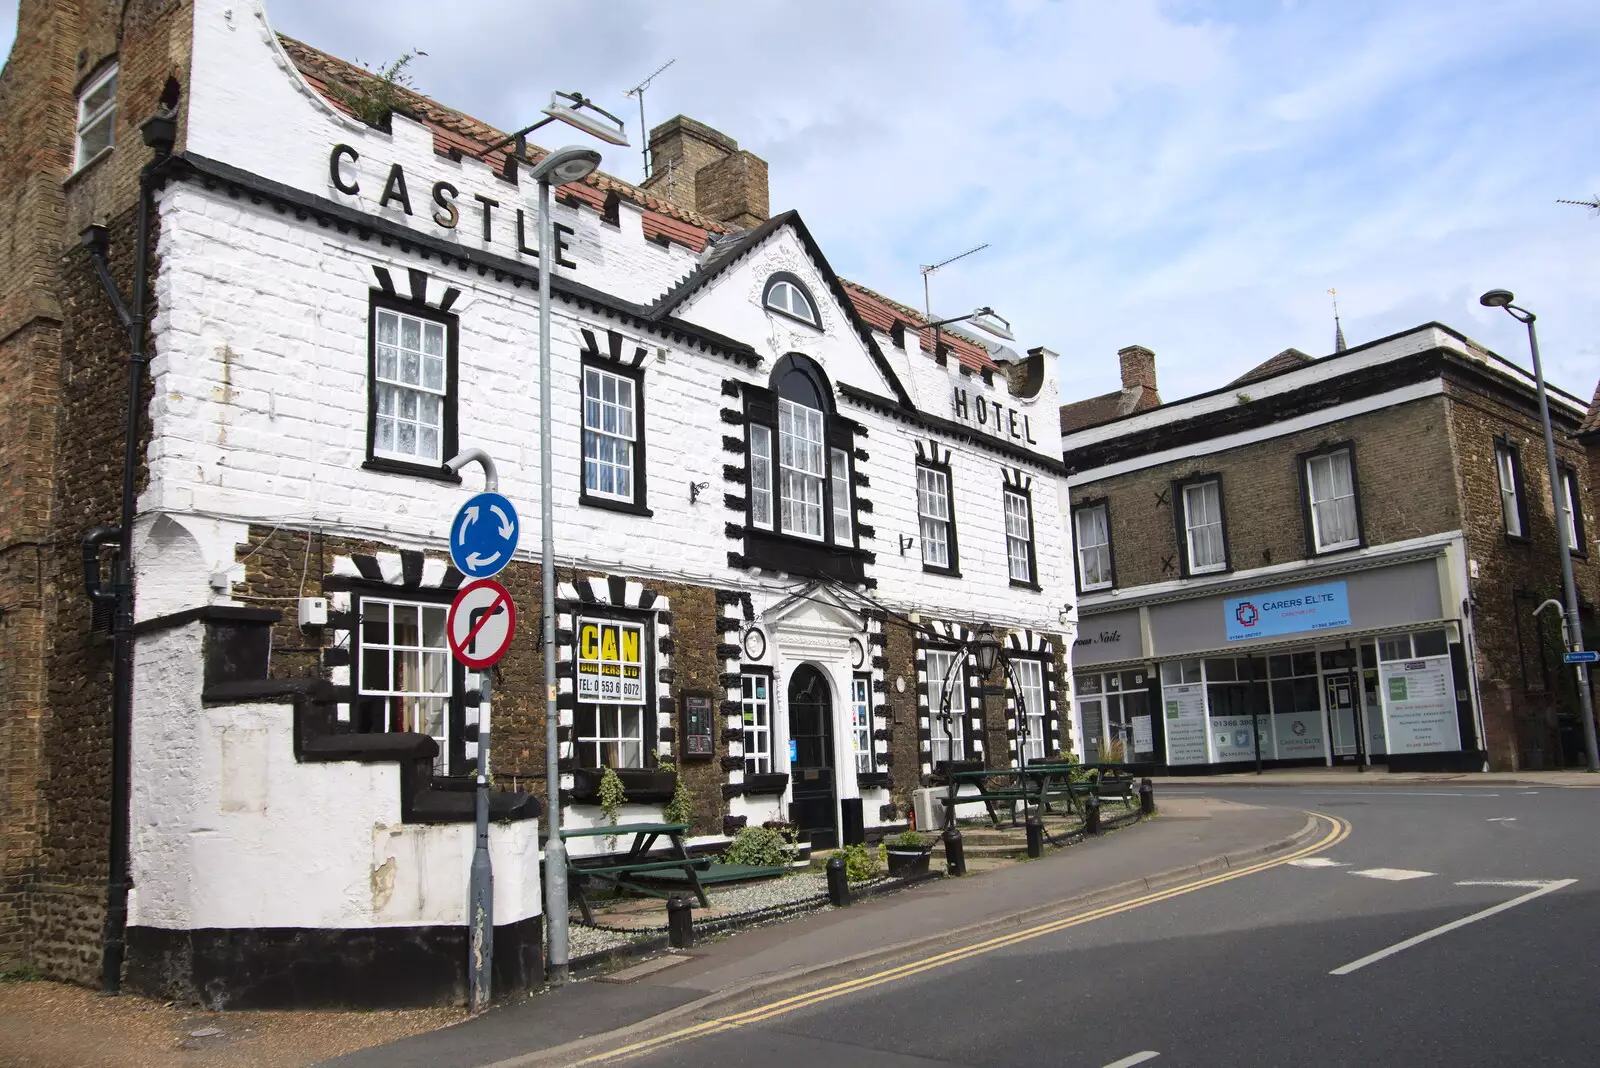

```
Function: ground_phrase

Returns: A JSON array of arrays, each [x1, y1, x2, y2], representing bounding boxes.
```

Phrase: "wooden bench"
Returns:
[[561, 822, 711, 926]]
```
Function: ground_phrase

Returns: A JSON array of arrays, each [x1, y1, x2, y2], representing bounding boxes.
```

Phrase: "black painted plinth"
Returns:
[[124, 914, 542, 1009]]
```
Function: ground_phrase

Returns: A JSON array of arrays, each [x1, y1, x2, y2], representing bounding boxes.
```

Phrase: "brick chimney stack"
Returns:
[[641, 115, 769, 229], [1118, 345, 1158, 394]]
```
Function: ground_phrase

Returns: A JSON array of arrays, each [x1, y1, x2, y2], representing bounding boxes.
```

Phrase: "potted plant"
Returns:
[[570, 764, 678, 804], [883, 830, 933, 878]]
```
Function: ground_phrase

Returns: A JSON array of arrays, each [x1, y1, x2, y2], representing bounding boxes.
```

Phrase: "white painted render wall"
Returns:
[[128, 623, 541, 930]]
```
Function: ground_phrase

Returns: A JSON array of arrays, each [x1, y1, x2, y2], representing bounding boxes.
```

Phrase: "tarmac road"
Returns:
[[605, 783, 1600, 1068]]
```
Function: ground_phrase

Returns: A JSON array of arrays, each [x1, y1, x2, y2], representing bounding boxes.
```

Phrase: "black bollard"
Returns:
[[1085, 793, 1102, 836], [1025, 814, 1044, 858], [943, 825, 966, 877], [1139, 778, 1155, 817], [825, 854, 850, 907], [666, 894, 694, 949]]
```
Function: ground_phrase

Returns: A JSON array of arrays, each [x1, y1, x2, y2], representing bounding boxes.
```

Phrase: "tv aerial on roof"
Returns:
[[919, 242, 989, 318], [624, 59, 677, 181]]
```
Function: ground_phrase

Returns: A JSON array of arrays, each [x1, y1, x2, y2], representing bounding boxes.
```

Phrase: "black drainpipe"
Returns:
[[80, 107, 176, 995]]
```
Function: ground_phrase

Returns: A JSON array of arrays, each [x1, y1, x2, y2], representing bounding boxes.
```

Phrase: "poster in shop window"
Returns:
[[1163, 684, 1208, 765], [577, 618, 646, 705], [1379, 657, 1460, 753]]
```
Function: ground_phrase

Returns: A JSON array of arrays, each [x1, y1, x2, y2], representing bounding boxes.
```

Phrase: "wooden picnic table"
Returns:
[[560, 821, 710, 926], [939, 763, 1146, 829]]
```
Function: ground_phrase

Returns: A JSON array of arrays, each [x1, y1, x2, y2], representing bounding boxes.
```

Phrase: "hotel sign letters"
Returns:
[[328, 144, 578, 268], [951, 386, 1037, 445], [577, 618, 645, 705]]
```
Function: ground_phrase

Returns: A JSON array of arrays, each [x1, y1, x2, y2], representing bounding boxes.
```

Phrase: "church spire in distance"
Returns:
[[1329, 288, 1347, 353]]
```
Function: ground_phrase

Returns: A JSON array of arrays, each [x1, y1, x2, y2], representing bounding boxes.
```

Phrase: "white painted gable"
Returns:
[[668, 223, 904, 402]]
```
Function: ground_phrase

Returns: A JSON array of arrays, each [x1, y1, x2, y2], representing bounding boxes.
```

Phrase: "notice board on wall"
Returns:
[[681, 692, 714, 759]]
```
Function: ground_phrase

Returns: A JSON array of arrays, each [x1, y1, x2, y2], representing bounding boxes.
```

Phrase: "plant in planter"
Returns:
[[721, 825, 793, 868], [884, 829, 933, 878], [598, 765, 626, 849]]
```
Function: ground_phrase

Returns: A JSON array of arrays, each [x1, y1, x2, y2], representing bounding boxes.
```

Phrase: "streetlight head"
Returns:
[[968, 308, 1014, 342], [529, 146, 602, 186], [1479, 289, 1515, 309], [972, 624, 1003, 675]]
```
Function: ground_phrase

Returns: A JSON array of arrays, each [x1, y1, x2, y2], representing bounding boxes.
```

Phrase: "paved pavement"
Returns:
[[319, 795, 1309, 1068], [588, 781, 1599, 1068], [1149, 767, 1600, 788]]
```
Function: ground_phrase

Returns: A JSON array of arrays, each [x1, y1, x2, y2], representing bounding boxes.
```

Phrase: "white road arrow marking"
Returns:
[[1289, 858, 1349, 868], [1350, 868, 1434, 881], [458, 505, 480, 543], [1331, 878, 1576, 976], [1486, 817, 1517, 822], [1102, 1053, 1160, 1068], [489, 503, 514, 538]]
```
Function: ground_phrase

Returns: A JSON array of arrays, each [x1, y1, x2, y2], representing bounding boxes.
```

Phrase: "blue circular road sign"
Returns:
[[450, 491, 520, 579]]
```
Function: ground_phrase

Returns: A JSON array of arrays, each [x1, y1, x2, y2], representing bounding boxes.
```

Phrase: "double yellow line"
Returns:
[[560, 812, 1351, 1066]]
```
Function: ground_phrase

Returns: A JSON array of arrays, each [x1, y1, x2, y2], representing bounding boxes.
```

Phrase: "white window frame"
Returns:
[[918, 465, 953, 569], [575, 704, 645, 770], [1182, 479, 1226, 574], [1012, 658, 1047, 763], [749, 425, 774, 529], [372, 306, 448, 465], [1004, 488, 1033, 584], [581, 365, 637, 503], [927, 647, 965, 764], [765, 279, 818, 326], [778, 398, 826, 539], [1495, 444, 1523, 537], [1560, 468, 1584, 552], [1305, 449, 1360, 552], [357, 596, 452, 773], [851, 675, 874, 774], [74, 64, 118, 171], [831, 448, 853, 543], [742, 672, 772, 775], [1074, 503, 1112, 591]]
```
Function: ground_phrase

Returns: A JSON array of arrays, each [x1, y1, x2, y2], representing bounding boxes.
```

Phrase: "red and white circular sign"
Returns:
[[446, 579, 517, 669]]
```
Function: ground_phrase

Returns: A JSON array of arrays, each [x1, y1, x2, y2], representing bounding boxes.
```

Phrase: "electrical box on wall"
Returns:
[[298, 596, 328, 627]]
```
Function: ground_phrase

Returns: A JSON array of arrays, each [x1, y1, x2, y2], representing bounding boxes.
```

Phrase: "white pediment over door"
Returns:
[[764, 582, 866, 641]]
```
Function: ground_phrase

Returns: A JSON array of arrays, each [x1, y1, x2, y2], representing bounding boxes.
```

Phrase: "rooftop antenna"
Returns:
[[1557, 194, 1600, 215], [1328, 287, 1347, 353], [624, 59, 676, 181], [920, 243, 989, 319]]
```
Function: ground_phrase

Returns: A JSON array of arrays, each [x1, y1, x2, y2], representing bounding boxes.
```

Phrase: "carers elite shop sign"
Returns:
[[1225, 581, 1351, 642]]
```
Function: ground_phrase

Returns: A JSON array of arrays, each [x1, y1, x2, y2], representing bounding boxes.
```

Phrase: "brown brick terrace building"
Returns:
[[1061, 325, 1596, 773]]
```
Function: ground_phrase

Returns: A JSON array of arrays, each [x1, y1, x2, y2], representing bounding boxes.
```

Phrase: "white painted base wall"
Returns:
[[128, 623, 541, 931]]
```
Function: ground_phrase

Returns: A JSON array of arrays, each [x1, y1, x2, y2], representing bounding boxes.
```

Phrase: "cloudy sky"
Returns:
[[5, 0, 1597, 405]]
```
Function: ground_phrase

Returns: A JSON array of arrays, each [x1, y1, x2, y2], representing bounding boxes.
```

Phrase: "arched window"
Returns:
[[762, 273, 819, 328], [746, 354, 853, 547]]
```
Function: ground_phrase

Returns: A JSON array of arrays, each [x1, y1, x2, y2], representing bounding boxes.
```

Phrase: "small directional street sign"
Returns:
[[450, 491, 519, 579], [1564, 650, 1598, 665], [447, 579, 517, 669]]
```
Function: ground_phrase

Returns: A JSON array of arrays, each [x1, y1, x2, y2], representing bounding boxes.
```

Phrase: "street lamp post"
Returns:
[[1479, 290, 1598, 772], [531, 146, 603, 985]]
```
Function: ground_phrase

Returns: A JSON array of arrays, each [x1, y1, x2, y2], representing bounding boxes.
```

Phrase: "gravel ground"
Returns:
[[0, 977, 462, 1068]]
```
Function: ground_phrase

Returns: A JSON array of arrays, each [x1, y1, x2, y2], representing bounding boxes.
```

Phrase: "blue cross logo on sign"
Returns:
[[450, 491, 520, 579]]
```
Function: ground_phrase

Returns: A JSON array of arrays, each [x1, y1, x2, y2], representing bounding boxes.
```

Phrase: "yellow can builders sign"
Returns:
[[576, 618, 645, 705]]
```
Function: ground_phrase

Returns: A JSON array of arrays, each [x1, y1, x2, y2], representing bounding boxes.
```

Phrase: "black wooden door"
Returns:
[[787, 665, 837, 849]]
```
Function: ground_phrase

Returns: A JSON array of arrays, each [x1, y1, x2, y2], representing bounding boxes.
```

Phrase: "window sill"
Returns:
[[1079, 583, 1113, 595], [922, 563, 962, 578], [581, 493, 654, 518], [363, 457, 462, 483], [1310, 541, 1363, 557], [1009, 578, 1043, 592], [766, 307, 823, 332], [64, 145, 115, 187]]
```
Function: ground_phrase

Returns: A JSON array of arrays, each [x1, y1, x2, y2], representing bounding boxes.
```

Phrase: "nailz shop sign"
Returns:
[[327, 144, 580, 268]]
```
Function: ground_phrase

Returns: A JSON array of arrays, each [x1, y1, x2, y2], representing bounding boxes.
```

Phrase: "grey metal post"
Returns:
[[1522, 316, 1599, 771], [443, 449, 500, 1012], [538, 175, 572, 982]]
